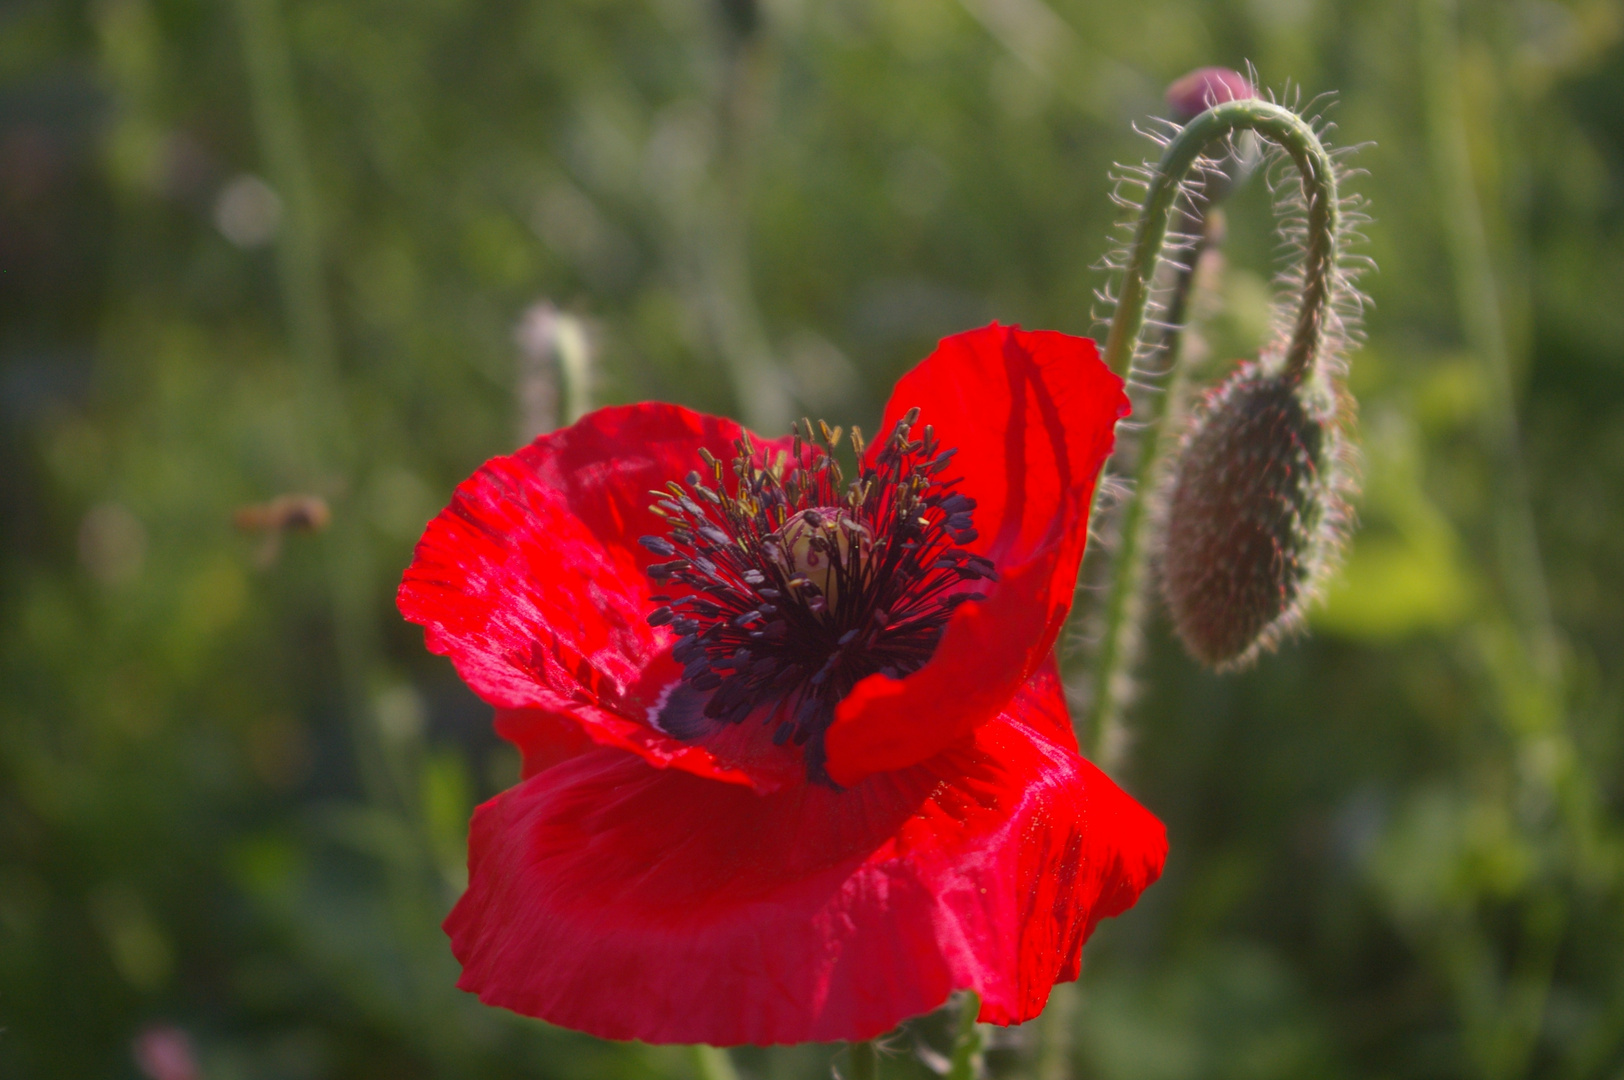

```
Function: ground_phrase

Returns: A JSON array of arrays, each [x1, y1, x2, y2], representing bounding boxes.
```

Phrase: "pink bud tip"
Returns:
[[1165, 67, 1255, 122], [133, 1025, 200, 1080]]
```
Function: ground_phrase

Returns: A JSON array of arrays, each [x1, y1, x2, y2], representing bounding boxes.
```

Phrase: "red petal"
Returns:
[[493, 707, 597, 778], [397, 404, 795, 790], [877, 323, 1125, 567], [826, 325, 1127, 784], [443, 660, 1166, 1046]]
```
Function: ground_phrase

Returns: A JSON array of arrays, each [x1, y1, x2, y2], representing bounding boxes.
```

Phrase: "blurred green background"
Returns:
[[4, 0, 1623, 1076]]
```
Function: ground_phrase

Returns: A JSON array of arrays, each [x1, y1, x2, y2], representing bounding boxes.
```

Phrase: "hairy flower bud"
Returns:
[[1160, 363, 1346, 668]]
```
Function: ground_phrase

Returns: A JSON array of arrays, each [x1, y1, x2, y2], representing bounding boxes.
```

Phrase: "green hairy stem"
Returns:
[[1100, 97, 1340, 386], [1083, 97, 1342, 761]]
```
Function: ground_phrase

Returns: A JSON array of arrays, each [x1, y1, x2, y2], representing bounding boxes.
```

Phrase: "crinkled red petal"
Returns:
[[825, 324, 1127, 785], [397, 404, 796, 791], [443, 660, 1167, 1046]]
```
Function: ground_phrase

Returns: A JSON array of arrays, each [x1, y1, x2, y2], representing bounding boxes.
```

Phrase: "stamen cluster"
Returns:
[[639, 409, 995, 781]]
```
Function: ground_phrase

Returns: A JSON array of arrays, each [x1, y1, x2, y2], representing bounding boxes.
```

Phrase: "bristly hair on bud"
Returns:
[[1159, 358, 1355, 669], [1150, 80, 1368, 669], [1093, 73, 1371, 401], [1088, 77, 1370, 672], [1070, 73, 1372, 763]]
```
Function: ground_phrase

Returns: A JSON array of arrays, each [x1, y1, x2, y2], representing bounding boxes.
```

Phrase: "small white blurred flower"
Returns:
[[213, 174, 282, 248]]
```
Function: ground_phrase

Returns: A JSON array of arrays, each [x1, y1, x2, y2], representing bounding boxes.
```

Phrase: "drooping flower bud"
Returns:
[[1160, 362, 1347, 668]]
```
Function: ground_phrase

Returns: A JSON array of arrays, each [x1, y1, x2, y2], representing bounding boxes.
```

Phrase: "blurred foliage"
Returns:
[[3, 0, 1624, 1076]]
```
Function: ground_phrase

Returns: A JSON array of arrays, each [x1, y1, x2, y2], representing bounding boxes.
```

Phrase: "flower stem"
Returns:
[[1079, 209, 1219, 764], [945, 990, 983, 1080], [1083, 97, 1342, 761], [1100, 97, 1339, 387], [1418, 0, 1556, 672], [691, 1045, 740, 1080], [846, 1040, 879, 1080], [1037, 980, 1077, 1080], [1418, 3, 1570, 1075], [700, 7, 792, 434]]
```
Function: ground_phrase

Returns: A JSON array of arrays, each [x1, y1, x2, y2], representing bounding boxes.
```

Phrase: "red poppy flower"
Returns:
[[398, 323, 1166, 1046]]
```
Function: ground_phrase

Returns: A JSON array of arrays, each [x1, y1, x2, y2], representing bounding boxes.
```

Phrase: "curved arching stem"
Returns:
[[1081, 98, 1342, 763], [1101, 97, 1340, 387]]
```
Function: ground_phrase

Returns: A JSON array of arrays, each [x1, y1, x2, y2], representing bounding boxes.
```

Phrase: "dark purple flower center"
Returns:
[[640, 409, 994, 782]]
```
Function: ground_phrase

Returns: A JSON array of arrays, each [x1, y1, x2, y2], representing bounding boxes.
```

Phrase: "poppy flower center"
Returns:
[[639, 409, 996, 782]]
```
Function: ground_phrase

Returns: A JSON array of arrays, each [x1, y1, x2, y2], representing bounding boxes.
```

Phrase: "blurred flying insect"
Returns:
[[234, 494, 330, 567]]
